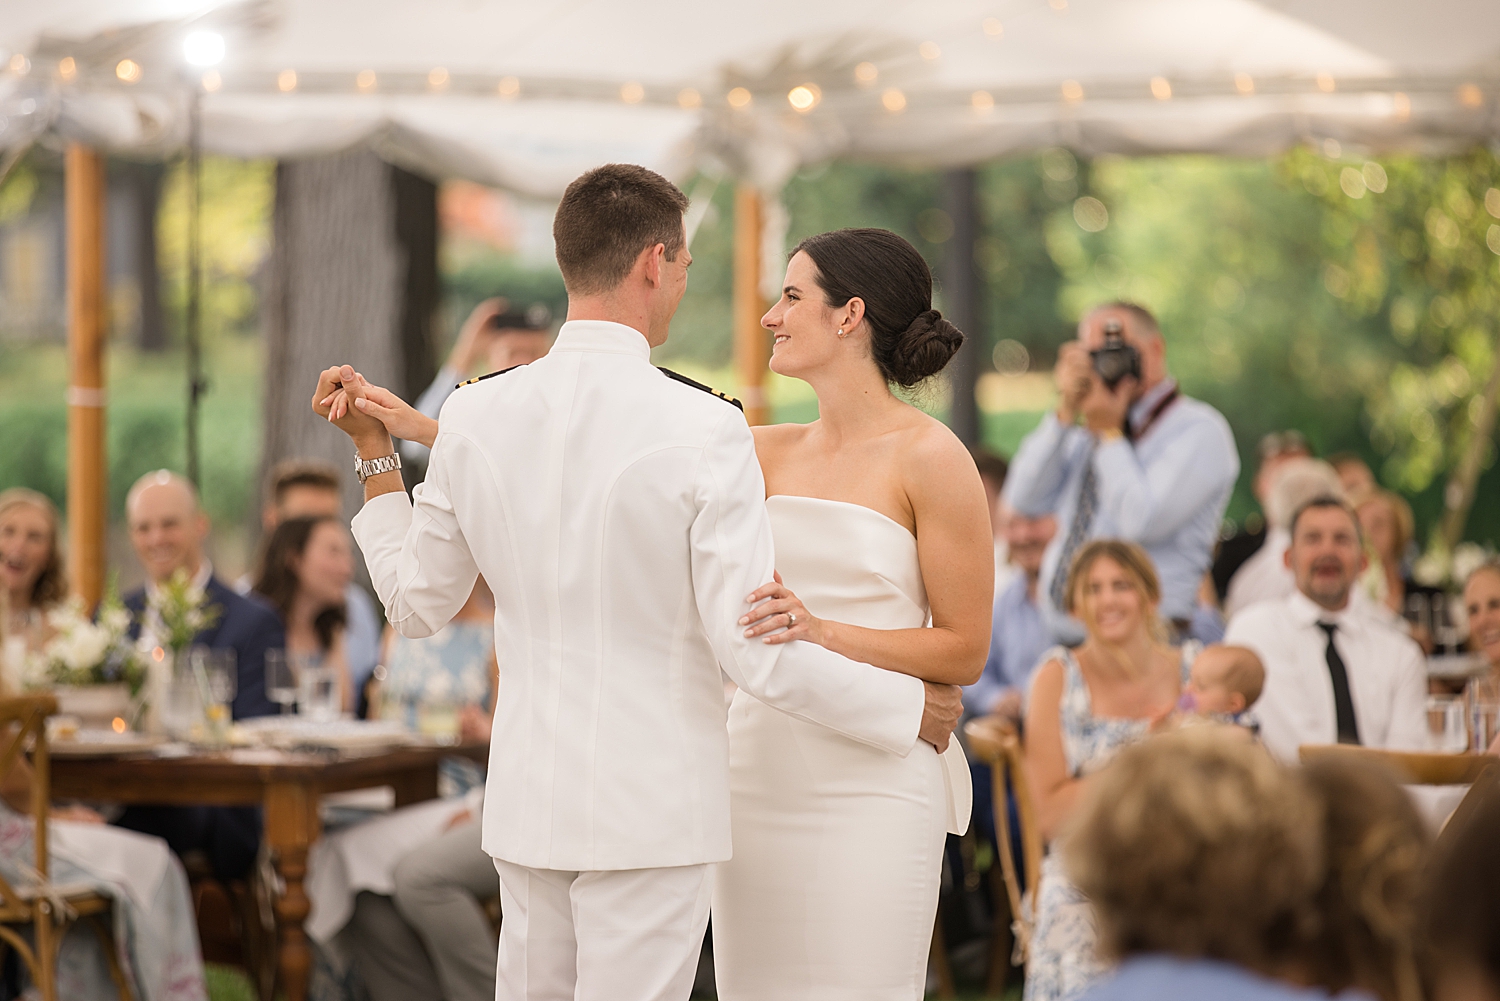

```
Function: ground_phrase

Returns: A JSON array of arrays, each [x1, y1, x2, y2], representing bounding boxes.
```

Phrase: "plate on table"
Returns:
[[235, 718, 416, 752], [1427, 653, 1487, 680], [51, 729, 166, 757]]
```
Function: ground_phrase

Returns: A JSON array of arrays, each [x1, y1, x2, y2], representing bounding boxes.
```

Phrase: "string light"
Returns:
[[1150, 77, 1171, 100], [881, 88, 906, 112], [1316, 72, 1335, 93], [1457, 83, 1483, 108], [854, 62, 878, 87], [202, 70, 221, 92], [58, 57, 76, 81], [1234, 73, 1254, 95], [972, 90, 995, 112], [428, 67, 449, 90], [727, 86, 752, 109], [788, 84, 820, 112], [498, 76, 520, 98], [115, 59, 142, 83], [983, 18, 1004, 37], [9, 54, 29, 76], [356, 69, 377, 91], [1048, 0, 1068, 11], [278, 69, 297, 92], [1061, 80, 1084, 103], [182, 30, 224, 68], [919, 41, 941, 60], [620, 81, 645, 104], [677, 88, 701, 109], [1392, 92, 1411, 121]]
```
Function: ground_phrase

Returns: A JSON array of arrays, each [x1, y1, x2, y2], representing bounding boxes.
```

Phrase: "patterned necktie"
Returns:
[[1049, 441, 1099, 611], [1317, 622, 1361, 745]]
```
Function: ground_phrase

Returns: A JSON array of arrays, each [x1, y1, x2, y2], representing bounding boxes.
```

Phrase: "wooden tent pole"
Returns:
[[65, 145, 108, 609], [732, 185, 770, 426], [1439, 326, 1500, 551]]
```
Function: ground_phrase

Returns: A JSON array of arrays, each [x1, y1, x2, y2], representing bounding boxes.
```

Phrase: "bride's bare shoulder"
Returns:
[[897, 410, 978, 482], [751, 421, 812, 453]]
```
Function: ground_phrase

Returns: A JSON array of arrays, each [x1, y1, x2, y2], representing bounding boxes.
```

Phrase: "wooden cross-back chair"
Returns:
[[964, 715, 1043, 998], [0, 693, 135, 1001]]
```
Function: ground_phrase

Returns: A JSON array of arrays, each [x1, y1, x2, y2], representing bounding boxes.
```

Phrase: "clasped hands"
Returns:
[[1054, 340, 1136, 437], [311, 365, 439, 450]]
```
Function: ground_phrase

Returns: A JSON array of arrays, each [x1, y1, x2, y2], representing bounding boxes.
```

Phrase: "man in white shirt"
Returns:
[[311, 164, 961, 1001], [1224, 495, 1427, 763]]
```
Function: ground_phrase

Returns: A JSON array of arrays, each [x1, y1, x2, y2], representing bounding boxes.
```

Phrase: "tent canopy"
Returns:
[[3, 0, 1498, 194]]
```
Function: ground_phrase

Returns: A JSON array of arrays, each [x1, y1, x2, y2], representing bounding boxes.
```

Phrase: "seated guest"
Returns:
[[257, 459, 383, 709], [253, 515, 355, 711], [1357, 489, 1443, 643], [1179, 644, 1264, 719], [1329, 452, 1377, 499], [1298, 755, 1428, 1001], [1211, 430, 1311, 604], [1224, 459, 1343, 620], [1023, 540, 1189, 1001], [1225, 496, 1427, 764], [401, 297, 551, 466], [0, 731, 210, 1000], [1004, 302, 1239, 644], [972, 448, 1017, 593], [963, 505, 1055, 721], [1462, 561, 1500, 753], [117, 470, 283, 880], [0, 488, 69, 670], [1068, 730, 1329, 1001], [308, 582, 498, 1001]]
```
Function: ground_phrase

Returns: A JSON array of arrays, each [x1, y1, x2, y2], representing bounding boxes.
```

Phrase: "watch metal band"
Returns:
[[355, 451, 402, 484]]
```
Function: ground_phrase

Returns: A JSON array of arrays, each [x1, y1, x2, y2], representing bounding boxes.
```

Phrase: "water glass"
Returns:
[[1471, 699, 1500, 753], [265, 650, 298, 714], [1425, 695, 1468, 753], [298, 663, 340, 723]]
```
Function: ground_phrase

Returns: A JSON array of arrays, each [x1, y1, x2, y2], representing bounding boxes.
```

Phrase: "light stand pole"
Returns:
[[185, 84, 205, 487]]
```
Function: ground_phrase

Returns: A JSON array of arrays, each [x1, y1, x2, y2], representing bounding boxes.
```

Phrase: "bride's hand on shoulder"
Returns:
[[740, 572, 826, 646]]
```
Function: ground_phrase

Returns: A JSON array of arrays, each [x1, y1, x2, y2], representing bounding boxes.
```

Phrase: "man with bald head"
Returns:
[[1004, 302, 1239, 644], [117, 470, 283, 880]]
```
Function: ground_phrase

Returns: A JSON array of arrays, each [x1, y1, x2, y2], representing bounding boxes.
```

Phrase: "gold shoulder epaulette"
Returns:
[[657, 367, 743, 411], [456, 363, 524, 389]]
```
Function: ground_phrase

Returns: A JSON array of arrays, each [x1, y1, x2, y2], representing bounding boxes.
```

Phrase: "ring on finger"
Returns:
[[787, 612, 797, 627]]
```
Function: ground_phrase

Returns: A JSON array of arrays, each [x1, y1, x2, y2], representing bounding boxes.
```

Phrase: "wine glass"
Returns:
[[265, 650, 298, 715]]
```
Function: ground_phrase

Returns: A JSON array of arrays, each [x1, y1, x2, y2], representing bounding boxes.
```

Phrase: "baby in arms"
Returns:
[[1178, 644, 1265, 723]]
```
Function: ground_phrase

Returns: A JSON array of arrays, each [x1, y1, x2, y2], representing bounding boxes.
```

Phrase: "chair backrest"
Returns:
[[964, 715, 1043, 963], [0, 694, 58, 913], [1297, 744, 1496, 785]]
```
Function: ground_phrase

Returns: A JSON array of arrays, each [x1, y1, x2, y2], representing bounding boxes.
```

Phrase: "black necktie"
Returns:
[[1049, 442, 1098, 612], [1317, 622, 1361, 745]]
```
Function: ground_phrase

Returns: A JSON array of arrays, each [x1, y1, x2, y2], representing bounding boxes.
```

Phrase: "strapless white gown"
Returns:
[[712, 495, 971, 1000]]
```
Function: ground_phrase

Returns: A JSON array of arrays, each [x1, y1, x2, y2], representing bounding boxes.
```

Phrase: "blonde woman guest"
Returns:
[[0, 487, 69, 680], [1356, 489, 1441, 645], [1023, 539, 1190, 1001], [1462, 561, 1500, 753], [0, 490, 209, 1000]]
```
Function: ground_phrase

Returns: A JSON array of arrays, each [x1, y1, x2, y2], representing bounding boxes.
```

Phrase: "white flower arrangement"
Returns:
[[26, 586, 147, 695], [1413, 541, 1497, 590], [147, 569, 222, 653]]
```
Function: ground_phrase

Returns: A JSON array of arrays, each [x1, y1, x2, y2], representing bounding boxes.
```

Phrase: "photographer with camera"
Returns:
[[1004, 302, 1238, 644]]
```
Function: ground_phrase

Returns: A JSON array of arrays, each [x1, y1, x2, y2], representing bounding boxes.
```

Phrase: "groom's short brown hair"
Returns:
[[553, 164, 689, 296]]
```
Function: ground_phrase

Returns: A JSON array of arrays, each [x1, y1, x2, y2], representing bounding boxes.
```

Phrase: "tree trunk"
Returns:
[[942, 168, 982, 448], [261, 149, 438, 527], [131, 162, 167, 351]]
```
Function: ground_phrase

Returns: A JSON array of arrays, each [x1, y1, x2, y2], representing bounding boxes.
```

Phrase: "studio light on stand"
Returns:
[[181, 30, 222, 487]]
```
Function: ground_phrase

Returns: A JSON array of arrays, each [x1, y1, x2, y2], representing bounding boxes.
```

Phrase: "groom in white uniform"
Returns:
[[312, 164, 962, 1001]]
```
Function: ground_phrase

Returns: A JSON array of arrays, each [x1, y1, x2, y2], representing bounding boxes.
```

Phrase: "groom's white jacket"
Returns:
[[353, 320, 926, 871]]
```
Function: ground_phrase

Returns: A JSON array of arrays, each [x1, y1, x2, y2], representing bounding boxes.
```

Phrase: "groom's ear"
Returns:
[[640, 241, 667, 289]]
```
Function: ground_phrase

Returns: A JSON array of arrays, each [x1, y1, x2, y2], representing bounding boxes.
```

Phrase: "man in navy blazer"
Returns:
[[116, 470, 284, 879]]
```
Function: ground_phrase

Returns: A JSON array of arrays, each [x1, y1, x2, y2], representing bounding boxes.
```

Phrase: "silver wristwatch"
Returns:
[[354, 450, 402, 484]]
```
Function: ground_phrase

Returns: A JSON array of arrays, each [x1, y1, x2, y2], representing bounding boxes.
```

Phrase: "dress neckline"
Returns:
[[765, 494, 916, 543]]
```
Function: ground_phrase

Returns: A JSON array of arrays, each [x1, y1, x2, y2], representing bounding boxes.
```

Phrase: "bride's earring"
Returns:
[[836, 328, 845, 338]]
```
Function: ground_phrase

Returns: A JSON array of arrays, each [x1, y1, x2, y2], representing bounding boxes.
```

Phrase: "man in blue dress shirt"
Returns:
[[963, 506, 1055, 720], [1004, 302, 1238, 644]]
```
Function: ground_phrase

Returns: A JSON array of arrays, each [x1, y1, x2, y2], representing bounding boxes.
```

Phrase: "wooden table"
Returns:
[[51, 742, 486, 1001]]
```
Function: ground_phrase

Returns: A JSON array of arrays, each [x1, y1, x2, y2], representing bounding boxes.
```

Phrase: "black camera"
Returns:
[[1089, 318, 1141, 390]]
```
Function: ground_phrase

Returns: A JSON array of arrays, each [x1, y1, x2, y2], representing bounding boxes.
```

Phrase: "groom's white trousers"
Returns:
[[492, 859, 712, 1001]]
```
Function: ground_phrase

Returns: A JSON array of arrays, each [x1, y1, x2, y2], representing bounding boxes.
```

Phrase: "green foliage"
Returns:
[[441, 254, 568, 354]]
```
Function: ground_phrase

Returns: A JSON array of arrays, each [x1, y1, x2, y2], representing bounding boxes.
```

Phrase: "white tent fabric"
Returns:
[[1, 0, 1497, 196]]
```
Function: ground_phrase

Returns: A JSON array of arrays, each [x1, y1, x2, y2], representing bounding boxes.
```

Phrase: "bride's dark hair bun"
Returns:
[[791, 228, 966, 388]]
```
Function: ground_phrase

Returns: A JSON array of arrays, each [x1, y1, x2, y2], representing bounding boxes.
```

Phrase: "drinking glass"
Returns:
[[297, 661, 340, 723], [1425, 695, 1467, 753], [187, 647, 236, 744], [1470, 698, 1500, 753], [265, 650, 298, 715]]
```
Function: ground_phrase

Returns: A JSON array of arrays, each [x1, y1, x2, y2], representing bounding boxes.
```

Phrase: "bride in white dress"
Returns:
[[713, 228, 996, 1000]]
